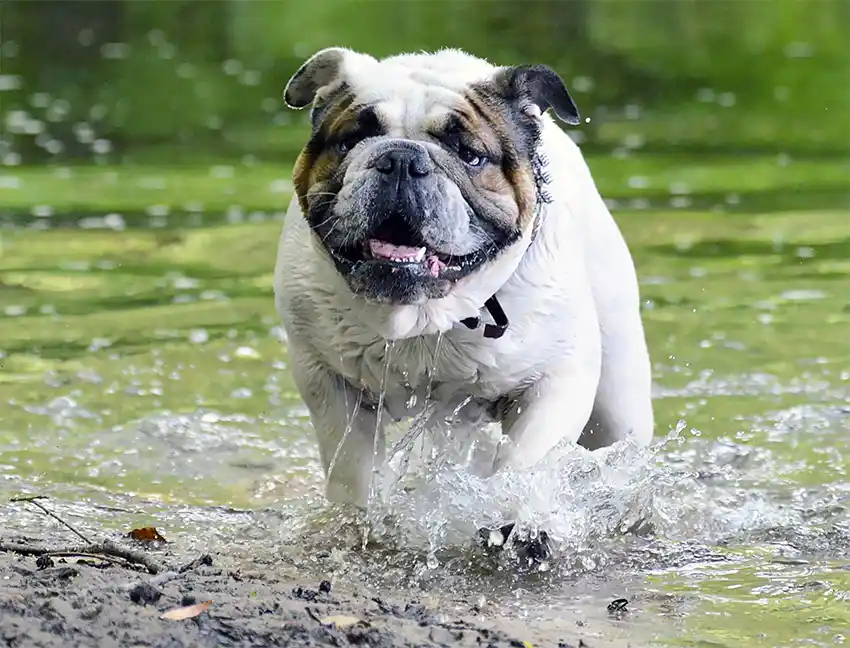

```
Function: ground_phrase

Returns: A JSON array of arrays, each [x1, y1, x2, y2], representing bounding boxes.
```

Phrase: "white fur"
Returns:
[[275, 49, 654, 508]]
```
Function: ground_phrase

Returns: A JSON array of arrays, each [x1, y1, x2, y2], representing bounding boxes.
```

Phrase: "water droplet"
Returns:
[[234, 346, 261, 360], [623, 133, 644, 149], [240, 70, 261, 86], [0, 75, 22, 91], [158, 43, 177, 60], [146, 204, 169, 217], [100, 43, 132, 60], [88, 338, 112, 352], [92, 139, 112, 155], [31, 205, 53, 218], [0, 175, 20, 189], [77, 29, 94, 47], [73, 122, 94, 144], [784, 42, 815, 59], [718, 92, 736, 108], [147, 30, 166, 47], [176, 63, 196, 79], [45, 140, 63, 155], [1, 41, 19, 57], [189, 329, 209, 344], [696, 88, 715, 103], [269, 179, 291, 194], [222, 59, 243, 76], [210, 165, 234, 179], [104, 213, 126, 231], [571, 76, 594, 93], [774, 86, 790, 102]]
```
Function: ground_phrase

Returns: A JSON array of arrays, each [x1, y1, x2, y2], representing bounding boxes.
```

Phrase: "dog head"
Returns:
[[284, 48, 580, 306]]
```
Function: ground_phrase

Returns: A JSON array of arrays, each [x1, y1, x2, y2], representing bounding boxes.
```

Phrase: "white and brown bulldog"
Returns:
[[274, 48, 654, 548]]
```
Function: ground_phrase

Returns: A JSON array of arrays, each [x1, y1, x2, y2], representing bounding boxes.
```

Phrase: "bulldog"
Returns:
[[273, 48, 654, 545]]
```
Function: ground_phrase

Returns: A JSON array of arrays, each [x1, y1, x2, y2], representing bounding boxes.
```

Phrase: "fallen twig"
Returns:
[[119, 554, 213, 591], [0, 539, 163, 574], [10, 496, 92, 544], [98, 539, 163, 574], [177, 553, 213, 573]]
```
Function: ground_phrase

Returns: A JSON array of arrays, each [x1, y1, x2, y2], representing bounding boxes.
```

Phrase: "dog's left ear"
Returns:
[[492, 64, 581, 126], [284, 47, 353, 109]]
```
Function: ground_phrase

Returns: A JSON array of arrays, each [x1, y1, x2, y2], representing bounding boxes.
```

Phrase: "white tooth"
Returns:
[[414, 247, 426, 262]]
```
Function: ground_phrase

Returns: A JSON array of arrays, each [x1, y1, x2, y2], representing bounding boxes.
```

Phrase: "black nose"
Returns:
[[374, 147, 432, 179]]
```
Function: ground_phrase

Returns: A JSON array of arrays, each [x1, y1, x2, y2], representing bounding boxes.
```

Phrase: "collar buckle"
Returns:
[[460, 295, 509, 339]]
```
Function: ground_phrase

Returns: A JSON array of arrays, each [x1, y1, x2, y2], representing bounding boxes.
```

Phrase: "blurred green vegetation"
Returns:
[[2, 0, 849, 167]]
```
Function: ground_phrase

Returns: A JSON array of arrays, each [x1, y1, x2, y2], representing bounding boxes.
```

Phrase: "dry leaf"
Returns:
[[127, 527, 167, 543], [160, 600, 213, 620], [320, 614, 368, 629]]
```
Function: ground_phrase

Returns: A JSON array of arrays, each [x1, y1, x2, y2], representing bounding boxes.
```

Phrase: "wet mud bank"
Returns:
[[0, 545, 635, 648]]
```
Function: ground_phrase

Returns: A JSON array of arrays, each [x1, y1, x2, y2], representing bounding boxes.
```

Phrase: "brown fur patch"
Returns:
[[292, 92, 359, 214], [460, 90, 538, 230]]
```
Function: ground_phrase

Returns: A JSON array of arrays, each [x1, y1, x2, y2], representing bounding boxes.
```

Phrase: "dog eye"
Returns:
[[337, 134, 361, 154], [458, 144, 488, 168]]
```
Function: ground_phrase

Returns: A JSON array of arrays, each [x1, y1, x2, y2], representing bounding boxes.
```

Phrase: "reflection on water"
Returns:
[[2, 204, 850, 646]]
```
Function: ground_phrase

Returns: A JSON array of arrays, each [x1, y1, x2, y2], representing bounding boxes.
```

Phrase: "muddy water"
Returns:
[[2, 191, 850, 646]]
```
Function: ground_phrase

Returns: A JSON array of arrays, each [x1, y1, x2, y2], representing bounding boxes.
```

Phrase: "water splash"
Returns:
[[424, 331, 444, 403], [325, 389, 363, 484], [367, 339, 395, 516]]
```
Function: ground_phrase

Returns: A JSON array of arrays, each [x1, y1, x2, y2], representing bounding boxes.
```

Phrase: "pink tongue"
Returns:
[[368, 239, 426, 262], [426, 254, 445, 278]]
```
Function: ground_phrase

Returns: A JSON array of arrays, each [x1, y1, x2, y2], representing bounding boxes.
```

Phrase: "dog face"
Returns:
[[284, 48, 580, 305]]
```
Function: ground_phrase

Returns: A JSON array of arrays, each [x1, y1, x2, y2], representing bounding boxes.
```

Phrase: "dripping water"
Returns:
[[325, 387, 363, 484], [367, 339, 394, 515]]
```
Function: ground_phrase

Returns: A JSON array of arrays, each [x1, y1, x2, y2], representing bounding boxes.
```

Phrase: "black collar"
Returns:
[[460, 146, 549, 341], [460, 295, 509, 339]]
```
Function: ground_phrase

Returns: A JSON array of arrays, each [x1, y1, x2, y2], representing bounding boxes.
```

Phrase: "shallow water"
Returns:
[[2, 180, 850, 646]]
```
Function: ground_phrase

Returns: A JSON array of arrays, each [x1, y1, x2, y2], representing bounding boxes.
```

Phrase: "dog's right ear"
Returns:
[[283, 47, 354, 109]]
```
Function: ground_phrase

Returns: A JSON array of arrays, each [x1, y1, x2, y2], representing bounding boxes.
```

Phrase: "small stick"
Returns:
[[0, 540, 163, 574], [99, 539, 163, 574], [38, 551, 121, 564], [305, 606, 323, 624], [177, 553, 213, 573], [10, 496, 92, 544], [0, 541, 56, 556]]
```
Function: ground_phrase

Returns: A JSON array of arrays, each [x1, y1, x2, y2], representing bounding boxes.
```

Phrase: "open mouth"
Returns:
[[330, 218, 483, 280]]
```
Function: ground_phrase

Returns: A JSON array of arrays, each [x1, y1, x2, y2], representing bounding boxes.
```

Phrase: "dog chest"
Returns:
[[320, 323, 543, 420]]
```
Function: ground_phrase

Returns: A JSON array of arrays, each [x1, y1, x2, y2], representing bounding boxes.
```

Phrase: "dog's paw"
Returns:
[[476, 523, 553, 569], [477, 522, 517, 552], [511, 527, 553, 569]]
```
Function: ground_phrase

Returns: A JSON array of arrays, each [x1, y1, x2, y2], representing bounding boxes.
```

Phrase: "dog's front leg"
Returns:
[[290, 351, 385, 509], [493, 340, 602, 474]]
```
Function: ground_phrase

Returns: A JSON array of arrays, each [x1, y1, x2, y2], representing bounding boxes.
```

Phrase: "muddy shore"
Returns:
[[0, 535, 639, 648]]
